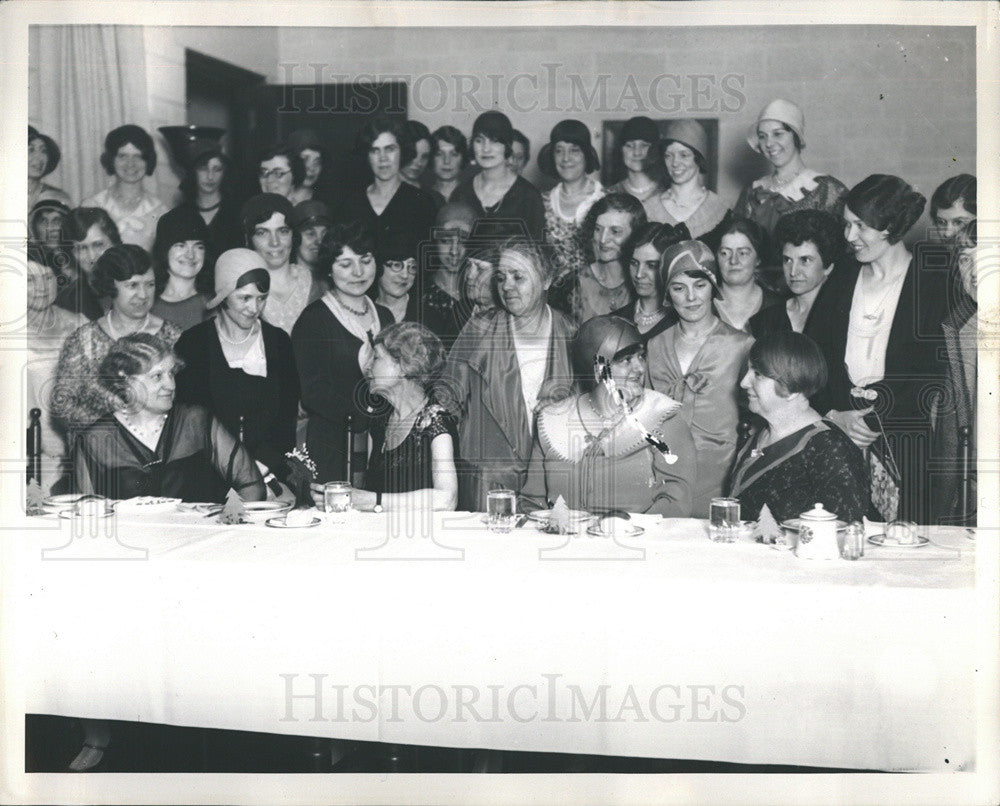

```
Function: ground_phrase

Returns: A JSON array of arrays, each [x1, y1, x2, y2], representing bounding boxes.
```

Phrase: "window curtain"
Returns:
[[29, 25, 150, 207]]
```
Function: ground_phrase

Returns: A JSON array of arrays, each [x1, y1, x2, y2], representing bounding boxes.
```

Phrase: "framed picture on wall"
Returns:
[[601, 118, 719, 192]]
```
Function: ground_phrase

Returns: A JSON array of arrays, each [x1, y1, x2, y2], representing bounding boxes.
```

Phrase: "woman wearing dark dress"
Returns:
[[449, 110, 545, 242], [316, 322, 459, 511], [610, 221, 689, 339], [809, 175, 943, 523], [747, 209, 844, 349], [292, 224, 393, 482], [337, 116, 437, 262], [73, 332, 265, 503], [56, 207, 121, 319], [728, 331, 868, 523], [427, 125, 468, 204], [713, 217, 782, 331], [167, 134, 244, 258], [420, 201, 478, 346], [174, 248, 300, 489]]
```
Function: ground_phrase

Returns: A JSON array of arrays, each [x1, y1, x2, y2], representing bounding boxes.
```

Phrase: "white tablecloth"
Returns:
[[17, 508, 975, 771]]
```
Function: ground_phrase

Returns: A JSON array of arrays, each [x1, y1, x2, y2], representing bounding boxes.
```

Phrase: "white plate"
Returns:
[[586, 523, 645, 538], [114, 496, 181, 512], [240, 501, 293, 523], [42, 493, 103, 513], [867, 534, 929, 548], [58, 507, 114, 520], [266, 515, 322, 529], [527, 508, 593, 525]]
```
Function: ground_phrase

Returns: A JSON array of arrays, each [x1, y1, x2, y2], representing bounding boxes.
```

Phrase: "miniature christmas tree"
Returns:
[[753, 503, 782, 544], [26, 477, 45, 515], [543, 495, 572, 535], [220, 488, 245, 524]]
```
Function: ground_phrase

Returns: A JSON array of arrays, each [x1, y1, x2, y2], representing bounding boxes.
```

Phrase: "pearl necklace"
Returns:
[[106, 310, 150, 340], [635, 304, 664, 327], [218, 320, 258, 345], [624, 177, 657, 196]]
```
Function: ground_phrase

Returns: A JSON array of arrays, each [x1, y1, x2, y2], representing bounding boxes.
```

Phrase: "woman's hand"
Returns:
[[309, 482, 324, 510], [826, 408, 879, 448], [350, 488, 377, 511]]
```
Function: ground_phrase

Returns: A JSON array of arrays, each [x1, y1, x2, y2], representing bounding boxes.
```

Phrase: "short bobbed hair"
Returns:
[[100, 125, 157, 176], [91, 244, 153, 298], [356, 116, 415, 170], [257, 144, 306, 188], [64, 207, 122, 246], [581, 193, 648, 263], [748, 331, 828, 399], [773, 209, 843, 269], [511, 129, 530, 161], [845, 174, 926, 245], [930, 173, 976, 220], [621, 221, 690, 299], [431, 125, 469, 165], [372, 321, 446, 393], [318, 222, 376, 278], [98, 332, 180, 407]]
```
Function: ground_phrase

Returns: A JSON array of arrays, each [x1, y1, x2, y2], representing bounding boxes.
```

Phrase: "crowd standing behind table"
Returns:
[[27, 94, 978, 528]]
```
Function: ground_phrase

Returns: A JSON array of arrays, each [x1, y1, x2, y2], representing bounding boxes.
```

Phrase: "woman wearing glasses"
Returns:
[[370, 235, 420, 324], [257, 143, 304, 202]]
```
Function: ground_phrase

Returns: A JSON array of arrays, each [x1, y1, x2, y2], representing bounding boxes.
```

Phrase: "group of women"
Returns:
[[28, 98, 979, 525]]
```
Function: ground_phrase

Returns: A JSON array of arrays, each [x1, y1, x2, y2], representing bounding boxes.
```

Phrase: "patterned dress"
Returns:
[[542, 181, 604, 285], [728, 419, 869, 523], [51, 318, 182, 432], [734, 174, 848, 235], [365, 402, 458, 494]]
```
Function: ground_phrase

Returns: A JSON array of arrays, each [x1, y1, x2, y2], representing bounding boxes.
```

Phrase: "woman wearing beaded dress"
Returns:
[[734, 99, 848, 236]]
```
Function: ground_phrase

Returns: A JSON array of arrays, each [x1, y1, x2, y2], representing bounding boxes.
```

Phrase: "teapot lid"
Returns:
[[800, 502, 836, 521]]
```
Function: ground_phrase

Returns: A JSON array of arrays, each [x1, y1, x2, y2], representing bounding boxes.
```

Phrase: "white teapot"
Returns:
[[795, 502, 841, 560]]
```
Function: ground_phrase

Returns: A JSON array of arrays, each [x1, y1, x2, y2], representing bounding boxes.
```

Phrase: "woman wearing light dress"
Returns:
[[82, 125, 167, 253], [644, 119, 730, 253], [734, 99, 848, 236], [241, 193, 321, 335], [646, 239, 753, 514]]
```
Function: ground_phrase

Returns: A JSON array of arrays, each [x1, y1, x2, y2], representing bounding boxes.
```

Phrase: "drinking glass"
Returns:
[[486, 489, 516, 534], [709, 497, 740, 543], [323, 481, 352, 524]]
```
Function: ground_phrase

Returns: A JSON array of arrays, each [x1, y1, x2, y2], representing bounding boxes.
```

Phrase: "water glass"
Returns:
[[486, 489, 516, 534], [323, 481, 352, 524], [709, 497, 740, 543], [841, 521, 865, 560]]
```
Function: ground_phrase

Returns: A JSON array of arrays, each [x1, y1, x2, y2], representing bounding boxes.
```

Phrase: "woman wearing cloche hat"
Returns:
[[646, 239, 754, 515], [734, 99, 848, 236], [644, 118, 731, 253]]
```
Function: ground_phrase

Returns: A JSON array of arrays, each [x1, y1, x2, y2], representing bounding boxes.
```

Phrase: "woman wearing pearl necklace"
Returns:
[[52, 245, 181, 436], [174, 249, 300, 493]]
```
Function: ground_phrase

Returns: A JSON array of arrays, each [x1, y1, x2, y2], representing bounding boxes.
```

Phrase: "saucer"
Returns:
[[266, 515, 322, 529], [867, 534, 929, 548]]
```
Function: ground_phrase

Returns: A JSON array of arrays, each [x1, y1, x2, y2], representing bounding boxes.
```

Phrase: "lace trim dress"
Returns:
[[364, 402, 458, 494]]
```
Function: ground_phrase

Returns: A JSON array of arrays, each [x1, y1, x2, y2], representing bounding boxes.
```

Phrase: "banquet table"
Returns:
[[17, 505, 976, 772]]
